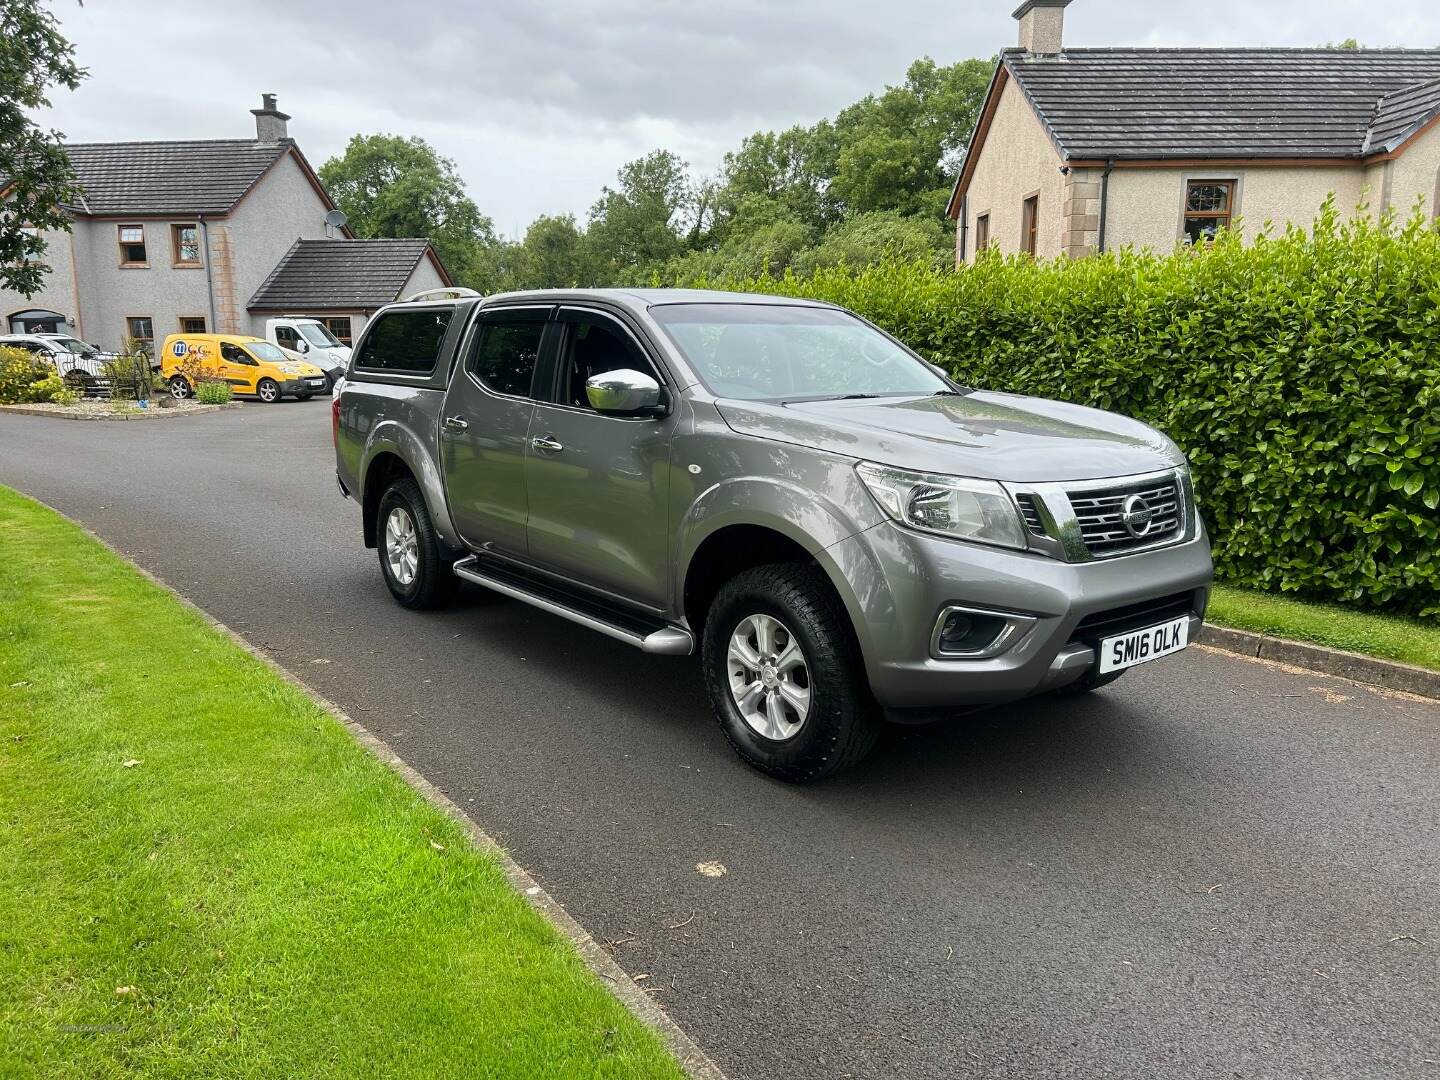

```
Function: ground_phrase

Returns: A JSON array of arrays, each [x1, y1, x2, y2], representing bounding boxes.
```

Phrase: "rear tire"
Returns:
[[703, 563, 879, 782], [1052, 668, 1127, 697], [257, 377, 281, 403], [168, 375, 192, 399], [376, 477, 458, 611]]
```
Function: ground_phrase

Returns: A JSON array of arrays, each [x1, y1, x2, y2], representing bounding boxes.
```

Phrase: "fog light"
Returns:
[[931, 605, 1038, 659], [938, 611, 1003, 653]]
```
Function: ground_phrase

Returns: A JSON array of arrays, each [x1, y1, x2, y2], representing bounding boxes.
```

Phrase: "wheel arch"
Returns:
[[358, 421, 461, 552], [678, 485, 876, 662]]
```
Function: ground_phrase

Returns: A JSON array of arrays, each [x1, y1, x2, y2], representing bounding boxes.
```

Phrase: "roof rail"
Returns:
[[403, 287, 482, 303]]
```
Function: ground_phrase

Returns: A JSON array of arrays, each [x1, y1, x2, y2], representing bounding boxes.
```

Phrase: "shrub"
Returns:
[[0, 346, 70, 404], [688, 204, 1440, 617], [195, 380, 233, 405]]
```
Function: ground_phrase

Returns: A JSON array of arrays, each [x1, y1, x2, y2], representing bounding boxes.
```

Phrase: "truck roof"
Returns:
[[440, 288, 839, 314]]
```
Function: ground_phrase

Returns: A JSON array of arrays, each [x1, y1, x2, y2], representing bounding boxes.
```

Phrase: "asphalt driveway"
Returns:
[[2, 403, 1437, 1080]]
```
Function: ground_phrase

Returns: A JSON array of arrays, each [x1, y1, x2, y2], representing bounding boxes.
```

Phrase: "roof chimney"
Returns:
[[251, 93, 291, 143], [1013, 0, 1071, 55]]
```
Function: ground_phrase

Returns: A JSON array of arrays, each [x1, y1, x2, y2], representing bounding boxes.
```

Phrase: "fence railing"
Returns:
[[51, 352, 155, 401]]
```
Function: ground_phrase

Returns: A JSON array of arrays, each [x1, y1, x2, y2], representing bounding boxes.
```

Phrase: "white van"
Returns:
[[263, 317, 351, 386]]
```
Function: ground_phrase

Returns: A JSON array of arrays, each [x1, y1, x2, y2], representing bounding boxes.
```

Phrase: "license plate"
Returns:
[[307, 379, 326, 387], [1098, 616, 1190, 674]]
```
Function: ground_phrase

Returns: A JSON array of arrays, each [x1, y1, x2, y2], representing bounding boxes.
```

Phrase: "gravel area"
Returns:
[[0, 400, 241, 420]]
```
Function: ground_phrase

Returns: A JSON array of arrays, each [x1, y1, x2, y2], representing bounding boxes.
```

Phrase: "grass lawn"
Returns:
[[0, 487, 683, 1079], [1208, 584, 1440, 673]]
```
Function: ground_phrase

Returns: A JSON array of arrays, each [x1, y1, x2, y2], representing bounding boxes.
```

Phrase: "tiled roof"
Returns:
[[62, 139, 291, 214], [1003, 48, 1440, 160], [248, 238, 447, 310], [1364, 77, 1440, 154]]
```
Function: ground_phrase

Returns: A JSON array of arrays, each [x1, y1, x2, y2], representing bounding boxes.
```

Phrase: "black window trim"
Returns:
[[461, 303, 555, 402], [351, 302, 460, 380], [533, 303, 673, 420]]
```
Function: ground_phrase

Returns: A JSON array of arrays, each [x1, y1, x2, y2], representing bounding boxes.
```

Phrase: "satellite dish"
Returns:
[[324, 209, 349, 229]]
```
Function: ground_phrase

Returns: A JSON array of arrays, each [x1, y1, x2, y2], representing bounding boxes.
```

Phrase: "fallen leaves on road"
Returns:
[[695, 861, 727, 878], [1309, 686, 1353, 705]]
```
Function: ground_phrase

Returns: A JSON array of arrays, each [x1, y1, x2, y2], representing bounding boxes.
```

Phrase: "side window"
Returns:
[[221, 343, 255, 365], [354, 307, 454, 374], [467, 317, 546, 397], [557, 313, 659, 409], [274, 325, 299, 349]]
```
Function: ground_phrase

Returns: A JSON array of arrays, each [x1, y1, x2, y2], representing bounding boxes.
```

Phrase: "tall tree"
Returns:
[[1, 0, 85, 297], [318, 134, 497, 288], [585, 150, 692, 281]]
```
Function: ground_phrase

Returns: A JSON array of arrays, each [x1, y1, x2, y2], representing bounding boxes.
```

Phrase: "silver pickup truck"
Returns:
[[334, 287, 1213, 781]]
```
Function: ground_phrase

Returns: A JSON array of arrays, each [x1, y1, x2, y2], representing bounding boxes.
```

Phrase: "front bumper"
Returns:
[[280, 376, 329, 396], [823, 519, 1215, 710]]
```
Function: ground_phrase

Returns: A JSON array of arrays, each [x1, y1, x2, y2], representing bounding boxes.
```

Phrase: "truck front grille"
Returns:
[[1068, 476, 1184, 557]]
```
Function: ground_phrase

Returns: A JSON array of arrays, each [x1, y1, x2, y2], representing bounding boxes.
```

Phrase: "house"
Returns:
[[948, 1, 1440, 263], [2, 95, 451, 352]]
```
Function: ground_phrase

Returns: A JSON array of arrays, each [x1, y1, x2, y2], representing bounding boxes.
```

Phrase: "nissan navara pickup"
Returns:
[[334, 288, 1214, 781]]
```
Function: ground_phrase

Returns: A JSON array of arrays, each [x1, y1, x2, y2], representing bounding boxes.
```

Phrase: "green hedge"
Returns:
[[690, 205, 1440, 617]]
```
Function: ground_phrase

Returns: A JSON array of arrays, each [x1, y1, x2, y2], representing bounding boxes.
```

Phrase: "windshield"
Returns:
[[50, 336, 98, 357], [298, 322, 342, 348], [650, 303, 951, 402], [246, 341, 287, 363]]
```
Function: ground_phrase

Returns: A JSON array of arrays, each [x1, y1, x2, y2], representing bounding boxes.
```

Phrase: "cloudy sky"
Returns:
[[34, 1, 1440, 236]]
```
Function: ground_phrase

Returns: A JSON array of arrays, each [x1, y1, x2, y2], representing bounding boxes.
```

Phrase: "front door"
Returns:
[[524, 307, 675, 610], [219, 342, 259, 393], [439, 306, 552, 557]]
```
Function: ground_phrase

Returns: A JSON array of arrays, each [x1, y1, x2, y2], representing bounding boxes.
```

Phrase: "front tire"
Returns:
[[256, 377, 281, 403], [703, 564, 879, 782], [376, 477, 457, 610]]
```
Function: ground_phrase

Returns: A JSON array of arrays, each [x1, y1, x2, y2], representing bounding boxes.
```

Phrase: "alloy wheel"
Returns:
[[727, 613, 812, 741], [384, 507, 419, 586]]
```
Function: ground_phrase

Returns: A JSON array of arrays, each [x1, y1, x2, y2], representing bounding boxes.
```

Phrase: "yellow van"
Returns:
[[160, 333, 328, 403]]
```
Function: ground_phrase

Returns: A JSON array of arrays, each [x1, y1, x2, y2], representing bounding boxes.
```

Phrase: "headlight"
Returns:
[[856, 462, 1028, 550]]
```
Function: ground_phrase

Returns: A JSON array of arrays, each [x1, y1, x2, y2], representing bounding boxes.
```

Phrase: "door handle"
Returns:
[[443, 415, 469, 431], [531, 434, 563, 453]]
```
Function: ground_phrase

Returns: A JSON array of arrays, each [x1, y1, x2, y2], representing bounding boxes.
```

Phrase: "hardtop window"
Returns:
[[650, 303, 949, 403], [354, 307, 454, 374], [467, 314, 547, 398], [556, 311, 659, 409]]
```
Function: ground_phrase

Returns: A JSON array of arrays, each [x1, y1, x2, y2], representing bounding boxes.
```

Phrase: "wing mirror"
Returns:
[[585, 369, 665, 415]]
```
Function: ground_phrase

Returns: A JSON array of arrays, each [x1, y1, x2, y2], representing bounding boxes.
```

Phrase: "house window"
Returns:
[[19, 227, 41, 264], [1184, 181, 1235, 244], [179, 316, 207, 334], [1021, 196, 1039, 256], [975, 213, 991, 253], [171, 224, 201, 266], [320, 317, 353, 346], [125, 316, 154, 355], [118, 225, 148, 267]]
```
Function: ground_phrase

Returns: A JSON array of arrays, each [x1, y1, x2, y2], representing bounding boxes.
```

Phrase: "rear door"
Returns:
[[439, 305, 554, 557], [523, 306, 676, 609]]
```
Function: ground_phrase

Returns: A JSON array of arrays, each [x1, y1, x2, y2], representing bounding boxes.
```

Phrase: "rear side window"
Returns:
[[468, 318, 547, 398], [354, 307, 454, 374]]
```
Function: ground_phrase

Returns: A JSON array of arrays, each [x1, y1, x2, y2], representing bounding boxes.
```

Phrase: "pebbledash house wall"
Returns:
[[2, 150, 336, 351], [958, 92, 1440, 264], [0, 226, 80, 333], [959, 76, 1067, 264]]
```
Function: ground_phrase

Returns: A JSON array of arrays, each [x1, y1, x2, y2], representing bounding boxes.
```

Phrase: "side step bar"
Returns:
[[451, 555, 693, 656]]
